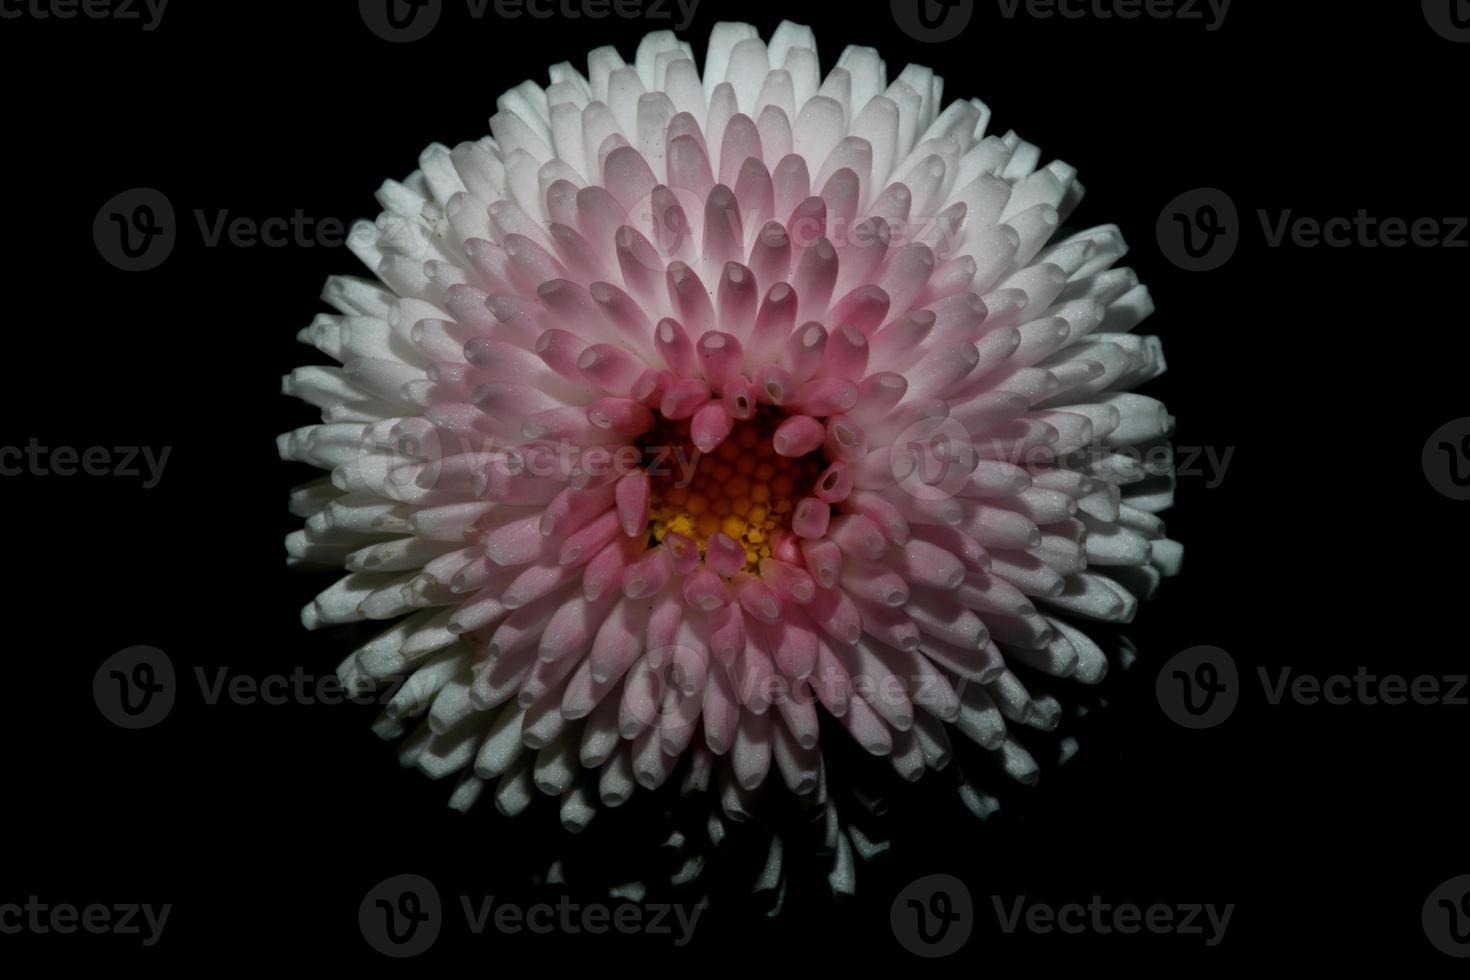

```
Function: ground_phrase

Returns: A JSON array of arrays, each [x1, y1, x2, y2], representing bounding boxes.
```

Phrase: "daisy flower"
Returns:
[[281, 19, 1181, 895]]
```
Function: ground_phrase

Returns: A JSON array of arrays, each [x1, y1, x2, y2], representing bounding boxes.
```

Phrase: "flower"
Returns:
[[281, 19, 1180, 896]]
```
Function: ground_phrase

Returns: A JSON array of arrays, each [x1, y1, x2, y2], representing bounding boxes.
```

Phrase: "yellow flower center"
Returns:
[[644, 409, 822, 572]]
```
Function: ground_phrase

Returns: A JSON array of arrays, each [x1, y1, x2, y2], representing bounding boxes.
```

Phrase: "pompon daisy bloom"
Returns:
[[281, 20, 1181, 897]]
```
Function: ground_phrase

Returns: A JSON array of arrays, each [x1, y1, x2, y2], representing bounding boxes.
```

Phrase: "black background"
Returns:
[[3, 0, 1466, 969]]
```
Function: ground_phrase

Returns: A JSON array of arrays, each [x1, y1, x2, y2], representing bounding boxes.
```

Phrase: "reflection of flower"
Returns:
[[280, 19, 1181, 897]]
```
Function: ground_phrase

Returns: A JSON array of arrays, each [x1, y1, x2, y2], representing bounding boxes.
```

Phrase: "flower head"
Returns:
[[282, 19, 1180, 894]]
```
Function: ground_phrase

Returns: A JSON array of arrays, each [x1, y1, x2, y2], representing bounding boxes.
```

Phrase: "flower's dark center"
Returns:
[[640, 407, 822, 572]]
